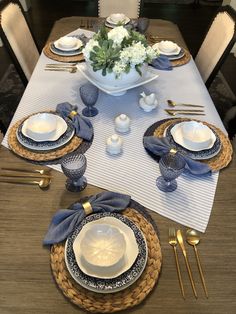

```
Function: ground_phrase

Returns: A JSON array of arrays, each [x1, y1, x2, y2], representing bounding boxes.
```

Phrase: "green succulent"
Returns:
[[89, 39, 121, 76]]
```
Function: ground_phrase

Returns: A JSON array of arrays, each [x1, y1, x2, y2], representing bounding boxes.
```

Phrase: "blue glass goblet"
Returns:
[[156, 153, 186, 192], [80, 83, 99, 117], [137, 18, 150, 35], [61, 153, 87, 192]]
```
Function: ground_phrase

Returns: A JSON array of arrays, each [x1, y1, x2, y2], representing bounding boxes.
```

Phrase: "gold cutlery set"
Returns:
[[165, 99, 205, 116], [45, 63, 79, 73], [169, 228, 208, 299], [0, 167, 52, 189]]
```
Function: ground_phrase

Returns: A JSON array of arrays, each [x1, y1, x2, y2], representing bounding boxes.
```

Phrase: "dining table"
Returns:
[[0, 16, 236, 314]]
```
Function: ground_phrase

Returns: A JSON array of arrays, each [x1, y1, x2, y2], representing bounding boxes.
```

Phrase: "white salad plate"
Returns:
[[54, 38, 83, 52], [106, 15, 130, 26], [22, 114, 68, 142], [73, 216, 139, 279], [152, 42, 181, 56], [164, 121, 221, 160], [77, 63, 159, 96], [65, 212, 148, 294]]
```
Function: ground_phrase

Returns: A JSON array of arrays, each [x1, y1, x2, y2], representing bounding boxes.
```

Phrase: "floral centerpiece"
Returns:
[[82, 26, 158, 87]]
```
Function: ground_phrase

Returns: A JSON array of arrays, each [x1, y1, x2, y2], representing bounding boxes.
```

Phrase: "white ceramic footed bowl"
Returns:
[[80, 224, 126, 268], [25, 113, 57, 141], [158, 40, 177, 53], [86, 62, 148, 88], [58, 36, 78, 49], [181, 121, 216, 150], [109, 13, 126, 24]]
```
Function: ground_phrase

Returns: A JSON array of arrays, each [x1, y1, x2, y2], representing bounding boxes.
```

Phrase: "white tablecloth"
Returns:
[[2, 29, 226, 232]]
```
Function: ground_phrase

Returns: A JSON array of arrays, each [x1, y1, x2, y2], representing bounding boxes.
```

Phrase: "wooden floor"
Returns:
[[0, 1, 235, 93]]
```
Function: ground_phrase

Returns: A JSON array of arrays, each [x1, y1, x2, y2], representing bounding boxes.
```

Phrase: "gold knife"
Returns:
[[177, 229, 198, 298]]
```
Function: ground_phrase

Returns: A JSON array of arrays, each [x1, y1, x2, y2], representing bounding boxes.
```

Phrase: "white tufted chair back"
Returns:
[[195, 6, 236, 88], [0, 0, 39, 85], [98, 0, 141, 19]]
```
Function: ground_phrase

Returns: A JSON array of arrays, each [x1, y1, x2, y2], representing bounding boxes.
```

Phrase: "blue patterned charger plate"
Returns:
[[65, 212, 148, 294], [165, 121, 221, 160], [16, 118, 75, 152]]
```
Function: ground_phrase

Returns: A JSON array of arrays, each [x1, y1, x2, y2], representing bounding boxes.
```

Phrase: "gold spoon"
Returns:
[[45, 67, 77, 73], [165, 109, 205, 116], [186, 229, 209, 298], [1, 167, 51, 176], [167, 100, 204, 108], [0, 177, 51, 189]]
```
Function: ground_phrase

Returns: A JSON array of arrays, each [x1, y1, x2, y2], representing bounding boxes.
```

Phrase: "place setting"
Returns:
[[152, 40, 191, 67], [7, 103, 94, 163], [43, 34, 89, 63], [143, 118, 233, 186], [44, 191, 162, 312]]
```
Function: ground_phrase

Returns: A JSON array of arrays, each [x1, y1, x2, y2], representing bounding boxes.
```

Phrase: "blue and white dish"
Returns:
[[153, 42, 181, 56], [165, 121, 221, 160], [165, 48, 185, 61], [65, 212, 148, 293], [106, 15, 130, 26], [16, 118, 75, 151], [50, 43, 83, 57]]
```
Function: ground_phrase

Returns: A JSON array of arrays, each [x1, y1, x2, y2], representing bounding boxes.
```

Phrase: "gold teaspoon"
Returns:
[[1, 167, 51, 176], [167, 100, 204, 108], [186, 229, 209, 298], [0, 178, 51, 189]]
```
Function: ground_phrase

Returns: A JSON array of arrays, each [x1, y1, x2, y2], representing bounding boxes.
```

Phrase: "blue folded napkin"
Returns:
[[143, 136, 212, 175], [56, 102, 93, 141], [43, 191, 131, 245], [150, 55, 173, 71]]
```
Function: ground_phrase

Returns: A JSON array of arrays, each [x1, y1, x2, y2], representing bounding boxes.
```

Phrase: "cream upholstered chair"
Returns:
[[98, 0, 142, 19], [195, 5, 236, 88], [0, 0, 39, 86]]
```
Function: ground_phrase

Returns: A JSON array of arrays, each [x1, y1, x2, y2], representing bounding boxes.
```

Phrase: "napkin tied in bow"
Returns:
[[56, 102, 93, 141], [143, 136, 212, 175], [43, 191, 131, 245]]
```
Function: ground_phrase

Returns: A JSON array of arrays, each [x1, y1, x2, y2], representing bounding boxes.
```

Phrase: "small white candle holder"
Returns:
[[114, 114, 131, 133], [106, 134, 123, 155]]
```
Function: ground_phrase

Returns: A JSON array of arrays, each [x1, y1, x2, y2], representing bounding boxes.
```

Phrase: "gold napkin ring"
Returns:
[[69, 110, 77, 118], [170, 148, 177, 154], [82, 201, 93, 215]]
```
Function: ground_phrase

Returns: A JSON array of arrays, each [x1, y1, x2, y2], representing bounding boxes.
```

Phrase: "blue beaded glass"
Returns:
[[61, 153, 87, 192], [80, 83, 99, 117], [156, 153, 186, 192]]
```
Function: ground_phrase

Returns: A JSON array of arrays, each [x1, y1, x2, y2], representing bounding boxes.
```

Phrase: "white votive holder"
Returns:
[[114, 114, 131, 133], [106, 134, 123, 155]]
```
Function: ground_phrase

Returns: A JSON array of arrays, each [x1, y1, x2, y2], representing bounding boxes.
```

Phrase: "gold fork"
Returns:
[[169, 227, 185, 299]]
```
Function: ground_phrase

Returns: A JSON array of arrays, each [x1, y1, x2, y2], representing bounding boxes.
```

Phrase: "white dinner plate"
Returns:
[[73, 216, 139, 279], [65, 212, 148, 294], [152, 42, 181, 56], [106, 16, 130, 26], [54, 38, 83, 52], [77, 63, 159, 96], [22, 114, 68, 142]]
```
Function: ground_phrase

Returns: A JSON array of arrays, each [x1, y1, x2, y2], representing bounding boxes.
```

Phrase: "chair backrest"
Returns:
[[0, 0, 40, 86], [98, 0, 142, 19], [195, 5, 236, 88]]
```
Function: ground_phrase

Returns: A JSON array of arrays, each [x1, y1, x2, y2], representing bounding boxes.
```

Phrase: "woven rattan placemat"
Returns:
[[43, 42, 85, 63], [144, 118, 233, 172], [50, 207, 162, 313], [8, 117, 83, 162], [171, 49, 191, 67]]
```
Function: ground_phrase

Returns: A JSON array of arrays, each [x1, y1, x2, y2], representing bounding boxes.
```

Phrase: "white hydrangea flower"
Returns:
[[120, 42, 147, 66], [82, 39, 99, 60], [113, 60, 128, 76], [108, 26, 129, 46], [146, 46, 158, 60]]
